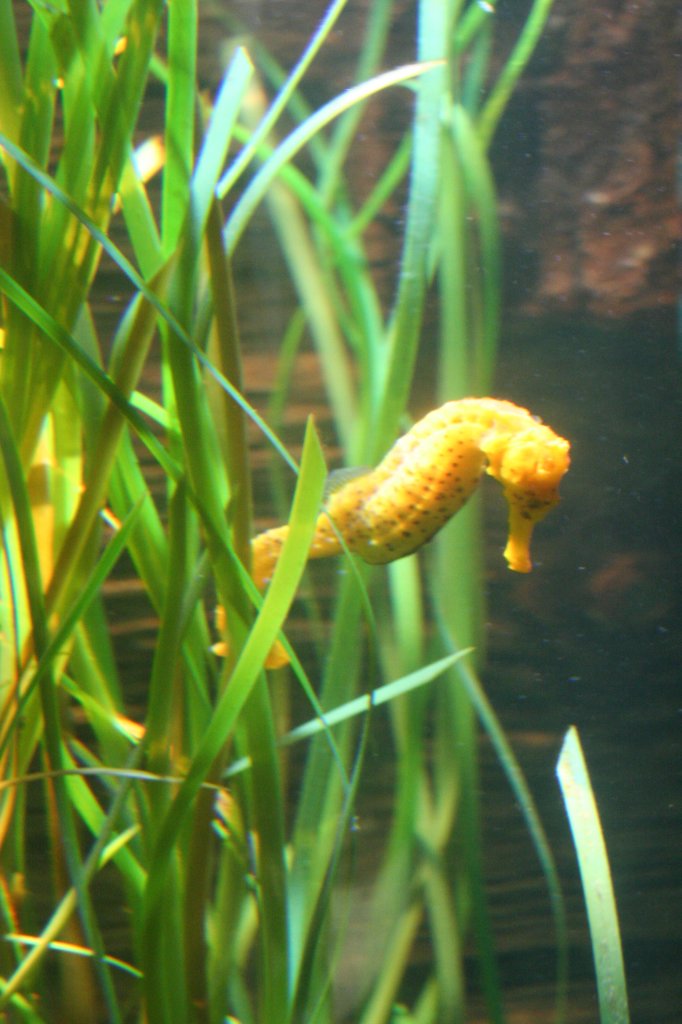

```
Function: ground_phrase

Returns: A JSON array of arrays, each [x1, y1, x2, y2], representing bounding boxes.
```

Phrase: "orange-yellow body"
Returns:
[[217, 398, 570, 665], [252, 397, 570, 586]]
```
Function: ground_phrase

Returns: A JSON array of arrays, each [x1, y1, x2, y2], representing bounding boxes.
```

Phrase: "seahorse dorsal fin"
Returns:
[[324, 465, 372, 500]]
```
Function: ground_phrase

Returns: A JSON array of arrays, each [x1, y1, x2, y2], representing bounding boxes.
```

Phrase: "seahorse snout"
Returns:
[[495, 429, 571, 573]]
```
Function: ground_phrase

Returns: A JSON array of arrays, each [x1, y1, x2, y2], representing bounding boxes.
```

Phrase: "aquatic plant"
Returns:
[[0, 1, 626, 1022]]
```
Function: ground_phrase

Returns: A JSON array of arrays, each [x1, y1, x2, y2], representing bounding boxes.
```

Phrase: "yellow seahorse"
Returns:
[[217, 398, 570, 665]]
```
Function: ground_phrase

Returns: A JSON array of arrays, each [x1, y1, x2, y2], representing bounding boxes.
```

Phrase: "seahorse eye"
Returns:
[[500, 433, 570, 493]]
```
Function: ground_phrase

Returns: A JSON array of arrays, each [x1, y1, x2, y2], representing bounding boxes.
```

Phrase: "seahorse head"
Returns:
[[483, 424, 571, 572], [494, 426, 570, 497]]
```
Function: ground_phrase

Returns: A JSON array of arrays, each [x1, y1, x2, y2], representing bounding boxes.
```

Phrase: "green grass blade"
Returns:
[[349, 131, 412, 237], [193, 48, 254, 221], [117, 142, 164, 276], [259, 164, 359, 452], [317, 0, 394, 202], [0, 1, 562, 1017], [557, 727, 630, 1024], [223, 60, 443, 255], [217, 0, 351, 199], [143, 481, 194, 775], [140, 417, 327, 1022], [225, 127, 386, 447], [0, 0, 22, 143], [376, 8, 449, 449], [284, 651, 470, 746], [0, 741, 145, 1014], [224, 650, 471, 779], [1, 16, 57, 437], [0, 499, 144, 765], [450, 103, 501, 391], [478, 0, 556, 148], [0, 397, 50, 658], [288, 707, 372, 1024], [3, 935, 141, 980], [68, 0, 164, 214], [0, 268, 181, 488], [0, 129, 304, 472], [453, 1, 492, 55], [454, 654, 568, 1024], [0, 391, 123, 1022], [162, 0, 197, 253]]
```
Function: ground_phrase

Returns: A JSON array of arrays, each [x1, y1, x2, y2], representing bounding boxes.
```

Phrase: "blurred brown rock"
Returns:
[[498, 0, 679, 317]]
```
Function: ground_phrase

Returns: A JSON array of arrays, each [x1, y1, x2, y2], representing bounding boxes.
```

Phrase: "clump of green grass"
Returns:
[[0, 2, 628, 1023]]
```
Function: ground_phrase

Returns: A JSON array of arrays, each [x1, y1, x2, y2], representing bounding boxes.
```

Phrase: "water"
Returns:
[[477, 312, 681, 1022], [208, 5, 681, 1019], [21, 3, 679, 1020]]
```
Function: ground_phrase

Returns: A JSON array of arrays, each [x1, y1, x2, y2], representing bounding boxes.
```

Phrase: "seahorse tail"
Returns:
[[251, 524, 290, 590]]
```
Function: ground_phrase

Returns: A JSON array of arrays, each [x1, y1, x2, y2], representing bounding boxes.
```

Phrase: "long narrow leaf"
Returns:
[[557, 727, 630, 1024], [0, 499, 144, 763], [0, 268, 180, 487], [453, 654, 569, 1024], [0, 133, 298, 473], [218, 0, 351, 198], [225, 650, 471, 779], [223, 60, 443, 254], [0, 396, 123, 1021], [140, 416, 327, 1018], [478, 0, 556, 147]]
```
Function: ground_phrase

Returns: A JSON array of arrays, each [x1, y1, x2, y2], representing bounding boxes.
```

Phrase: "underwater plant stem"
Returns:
[[378, 9, 449, 451]]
